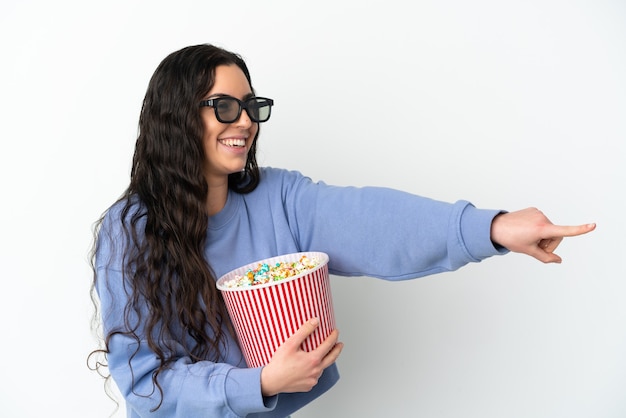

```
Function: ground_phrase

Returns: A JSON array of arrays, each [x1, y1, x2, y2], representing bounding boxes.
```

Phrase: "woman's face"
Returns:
[[200, 64, 258, 186]]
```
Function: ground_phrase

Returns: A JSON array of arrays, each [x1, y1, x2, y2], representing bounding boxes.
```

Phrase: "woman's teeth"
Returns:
[[220, 138, 246, 147]]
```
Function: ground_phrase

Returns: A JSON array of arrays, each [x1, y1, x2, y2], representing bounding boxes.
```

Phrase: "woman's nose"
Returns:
[[234, 108, 253, 128]]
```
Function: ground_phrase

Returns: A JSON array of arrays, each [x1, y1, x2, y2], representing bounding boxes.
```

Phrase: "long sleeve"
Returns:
[[271, 168, 507, 280], [94, 210, 279, 417]]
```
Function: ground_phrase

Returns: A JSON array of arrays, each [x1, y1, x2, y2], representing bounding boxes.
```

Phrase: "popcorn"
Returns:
[[221, 255, 320, 288]]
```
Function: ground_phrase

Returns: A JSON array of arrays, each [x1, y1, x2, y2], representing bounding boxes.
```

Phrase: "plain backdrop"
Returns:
[[1, 1, 624, 417]]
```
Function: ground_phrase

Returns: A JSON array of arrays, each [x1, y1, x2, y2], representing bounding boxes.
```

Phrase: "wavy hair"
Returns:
[[88, 44, 260, 411]]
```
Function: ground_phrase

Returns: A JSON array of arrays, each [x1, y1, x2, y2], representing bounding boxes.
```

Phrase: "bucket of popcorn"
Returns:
[[216, 252, 335, 368]]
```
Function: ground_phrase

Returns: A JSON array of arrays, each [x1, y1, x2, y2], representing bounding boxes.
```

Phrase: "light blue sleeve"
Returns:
[[94, 207, 278, 417], [104, 328, 275, 417], [274, 169, 507, 280]]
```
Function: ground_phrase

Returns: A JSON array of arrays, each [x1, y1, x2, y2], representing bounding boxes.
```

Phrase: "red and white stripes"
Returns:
[[218, 252, 335, 368]]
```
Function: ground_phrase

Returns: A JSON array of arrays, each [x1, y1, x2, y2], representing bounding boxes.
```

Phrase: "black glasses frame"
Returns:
[[199, 96, 274, 123]]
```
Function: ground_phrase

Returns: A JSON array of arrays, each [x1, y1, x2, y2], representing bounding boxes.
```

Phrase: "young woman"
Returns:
[[90, 44, 595, 417]]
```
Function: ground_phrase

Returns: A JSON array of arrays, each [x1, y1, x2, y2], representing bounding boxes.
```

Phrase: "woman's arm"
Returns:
[[98, 266, 276, 417]]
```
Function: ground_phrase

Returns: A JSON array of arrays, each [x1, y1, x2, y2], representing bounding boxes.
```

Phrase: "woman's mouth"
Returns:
[[219, 138, 246, 148]]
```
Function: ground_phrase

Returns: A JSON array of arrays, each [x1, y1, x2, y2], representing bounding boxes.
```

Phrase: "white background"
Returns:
[[1, 0, 624, 417]]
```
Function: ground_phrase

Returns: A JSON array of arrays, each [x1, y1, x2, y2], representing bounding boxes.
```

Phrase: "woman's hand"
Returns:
[[490, 207, 596, 263], [260, 318, 344, 396]]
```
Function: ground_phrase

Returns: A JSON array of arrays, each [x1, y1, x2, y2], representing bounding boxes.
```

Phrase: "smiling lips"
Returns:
[[219, 138, 246, 147]]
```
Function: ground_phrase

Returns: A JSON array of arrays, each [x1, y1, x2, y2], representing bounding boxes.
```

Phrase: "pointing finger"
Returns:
[[544, 223, 596, 239]]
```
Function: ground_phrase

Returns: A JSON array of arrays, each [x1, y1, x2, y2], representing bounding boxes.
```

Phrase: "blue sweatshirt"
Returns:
[[95, 167, 506, 417]]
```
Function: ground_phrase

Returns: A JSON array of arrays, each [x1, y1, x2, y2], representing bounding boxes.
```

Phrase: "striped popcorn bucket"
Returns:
[[216, 252, 335, 368]]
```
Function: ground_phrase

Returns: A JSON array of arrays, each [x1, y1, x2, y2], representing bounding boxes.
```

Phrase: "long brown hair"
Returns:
[[88, 44, 260, 411]]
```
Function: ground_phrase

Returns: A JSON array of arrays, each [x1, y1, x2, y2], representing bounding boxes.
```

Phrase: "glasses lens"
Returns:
[[215, 98, 240, 123], [247, 98, 272, 122]]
